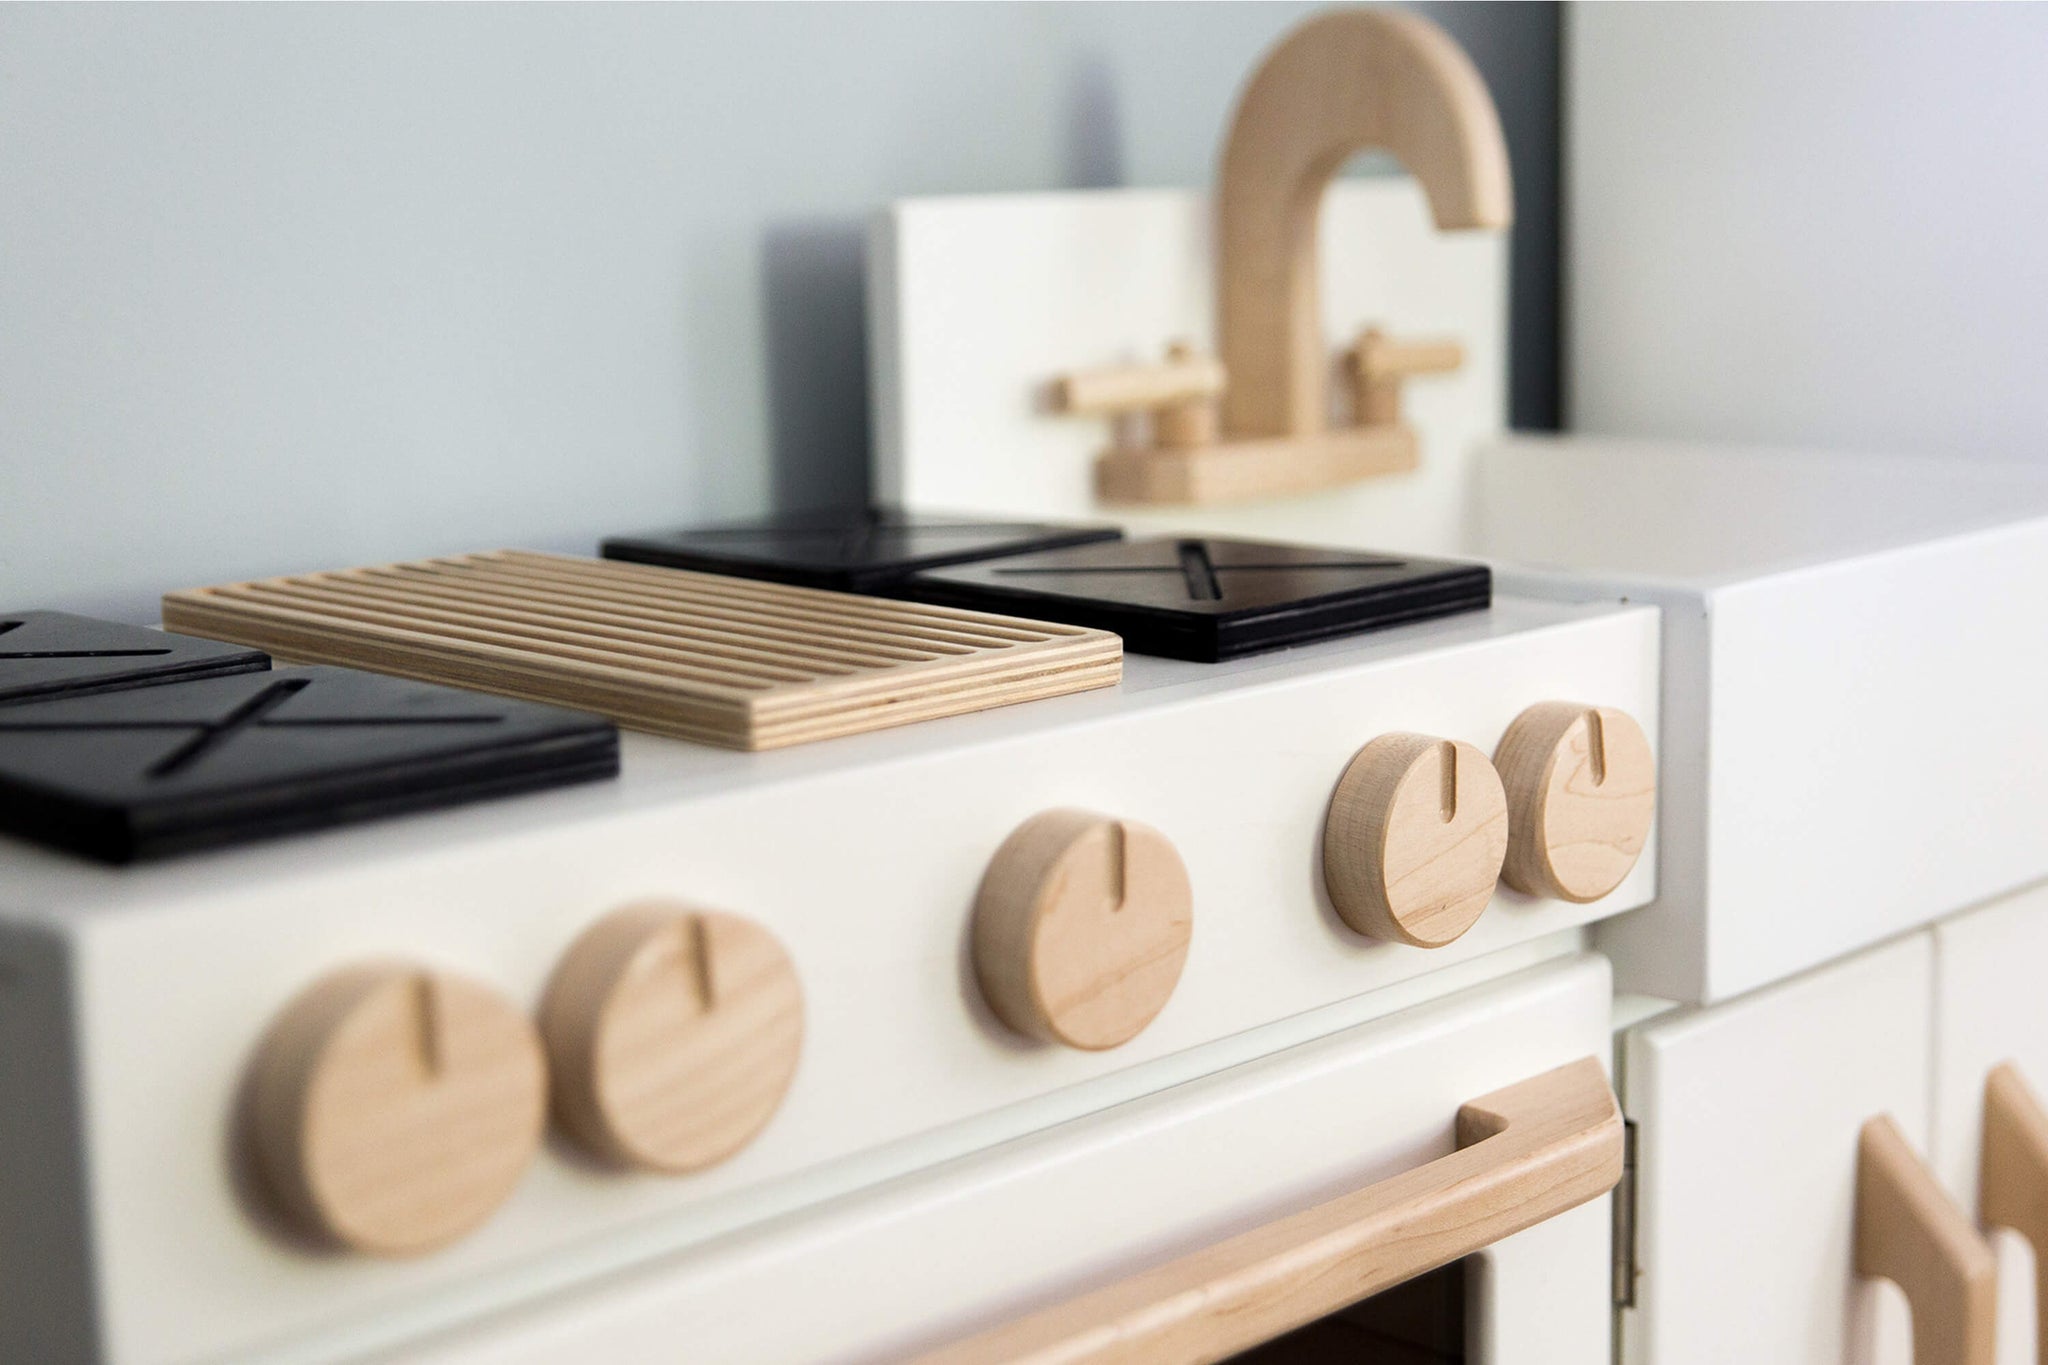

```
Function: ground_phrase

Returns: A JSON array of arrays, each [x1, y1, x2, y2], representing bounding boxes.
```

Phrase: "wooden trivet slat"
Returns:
[[163, 551, 1122, 750]]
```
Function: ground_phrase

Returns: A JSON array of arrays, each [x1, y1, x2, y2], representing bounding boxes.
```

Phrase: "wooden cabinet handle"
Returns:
[[1981, 1063, 2048, 1365], [914, 1056, 1621, 1365], [1857, 1115, 1998, 1365]]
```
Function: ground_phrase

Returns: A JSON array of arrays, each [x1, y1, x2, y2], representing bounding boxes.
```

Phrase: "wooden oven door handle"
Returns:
[[1857, 1114, 1998, 1365], [1982, 1063, 2048, 1365], [914, 1055, 1623, 1365]]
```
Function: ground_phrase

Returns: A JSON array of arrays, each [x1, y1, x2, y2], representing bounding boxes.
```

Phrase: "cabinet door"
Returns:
[[1621, 933, 1934, 1364], [1933, 882, 2048, 1365]]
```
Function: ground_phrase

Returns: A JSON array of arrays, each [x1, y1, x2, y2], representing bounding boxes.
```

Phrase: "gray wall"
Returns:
[[0, 3, 1557, 622], [1568, 3, 2048, 461]]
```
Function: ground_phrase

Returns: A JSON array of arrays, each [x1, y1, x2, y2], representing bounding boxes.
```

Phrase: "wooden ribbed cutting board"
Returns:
[[162, 551, 1122, 750]]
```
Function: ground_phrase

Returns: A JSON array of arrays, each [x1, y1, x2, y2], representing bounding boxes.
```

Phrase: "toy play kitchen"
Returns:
[[5, 9, 2048, 1365]]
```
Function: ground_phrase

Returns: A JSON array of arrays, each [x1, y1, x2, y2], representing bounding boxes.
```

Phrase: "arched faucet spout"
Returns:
[[1218, 8, 1513, 441]]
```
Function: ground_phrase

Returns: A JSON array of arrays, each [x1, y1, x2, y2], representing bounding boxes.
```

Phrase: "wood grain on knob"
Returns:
[[1323, 734, 1509, 947], [1493, 702, 1656, 903], [247, 965, 547, 1256], [973, 809, 1193, 1051], [540, 904, 803, 1174]]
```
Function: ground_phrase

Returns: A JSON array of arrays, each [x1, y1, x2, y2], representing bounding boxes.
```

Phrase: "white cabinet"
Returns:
[[1933, 883, 2048, 1365], [1477, 434, 2048, 1006], [1619, 934, 1936, 1364]]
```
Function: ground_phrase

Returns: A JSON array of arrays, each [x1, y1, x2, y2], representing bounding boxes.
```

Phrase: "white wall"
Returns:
[[0, 3, 1558, 622], [1568, 3, 2048, 461]]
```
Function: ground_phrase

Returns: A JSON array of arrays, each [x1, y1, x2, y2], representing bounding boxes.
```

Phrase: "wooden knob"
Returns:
[[540, 904, 803, 1174], [972, 809, 1193, 1050], [1323, 734, 1509, 947], [247, 965, 547, 1256], [1494, 702, 1656, 903]]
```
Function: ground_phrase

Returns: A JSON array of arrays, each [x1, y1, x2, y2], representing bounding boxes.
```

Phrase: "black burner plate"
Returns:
[[0, 667, 619, 864], [0, 611, 269, 706], [906, 537, 1492, 662], [601, 507, 1124, 593]]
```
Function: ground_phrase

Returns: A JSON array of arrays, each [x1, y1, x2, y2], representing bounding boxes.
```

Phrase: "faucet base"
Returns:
[[1095, 425, 1418, 507]]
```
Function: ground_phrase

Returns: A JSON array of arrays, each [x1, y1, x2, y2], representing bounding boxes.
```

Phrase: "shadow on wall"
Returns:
[[0, 934, 99, 1360], [753, 51, 1128, 517], [1064, 53, 1126, 191], [760, 224, 872, 517]]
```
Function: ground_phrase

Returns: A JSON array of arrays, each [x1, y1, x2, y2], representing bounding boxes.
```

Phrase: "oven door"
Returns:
[[388, 953, 1619, 1365]]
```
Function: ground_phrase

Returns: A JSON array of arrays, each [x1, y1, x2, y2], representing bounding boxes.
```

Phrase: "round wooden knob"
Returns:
[[1322, 734, 1509, 947], [972, 809, 1193, 1050], [1494, 702, 1656, 903], [247, 965, 547, 1256], [539, 905, 803, 1174]]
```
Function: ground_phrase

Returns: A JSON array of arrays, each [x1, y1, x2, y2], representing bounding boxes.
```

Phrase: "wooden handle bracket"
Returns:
[[1981, 1063, 2048, 1364], [1857, 1113, 1997, 1365], [915, 1056, 1621, 1364]]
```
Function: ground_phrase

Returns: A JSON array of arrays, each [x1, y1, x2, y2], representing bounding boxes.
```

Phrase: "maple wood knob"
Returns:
[[540, 904, 804, 1174], [1323, 734, 1509, 947], [247, 964, 547, 1256], [973, 809, 1194, 1050], [1493, 702, 1656, 903]]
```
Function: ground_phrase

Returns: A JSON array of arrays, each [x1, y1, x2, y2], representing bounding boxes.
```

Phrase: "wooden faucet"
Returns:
[[1051, 8, 1514, 507], [1219, 8, 1512, 441]]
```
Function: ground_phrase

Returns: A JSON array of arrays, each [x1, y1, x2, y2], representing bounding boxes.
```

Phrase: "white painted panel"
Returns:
[[1620, 933, 1933, 1364], [1568, 4, 2048, 465], [1931, 882, 2048, 1365], [1468, 1199, 1613, 1365], [869, 178, 1508, 553], [1701, 529, 2048, 1001], [1475, 434, 2048, 1004], [375, 955, 1613, 1364], [0, 600, 1655, 1364], [1471, 435, 2048, 588]]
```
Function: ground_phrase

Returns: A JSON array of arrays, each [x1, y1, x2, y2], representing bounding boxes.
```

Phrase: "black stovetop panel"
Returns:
[[905, 536, 1492, 662], [0, 666, 618, 864], [0, 610, 270, 706], [601, 507, 1125, 593]]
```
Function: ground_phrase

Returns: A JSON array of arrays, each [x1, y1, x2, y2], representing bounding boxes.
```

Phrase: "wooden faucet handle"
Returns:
[[1052, 350, 1227, 418], [1352, 329, 1466, 384], [1350, 328, 1466, 427]]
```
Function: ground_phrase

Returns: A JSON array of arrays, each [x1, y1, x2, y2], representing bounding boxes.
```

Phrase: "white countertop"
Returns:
[[0, 592, 1632, 927]]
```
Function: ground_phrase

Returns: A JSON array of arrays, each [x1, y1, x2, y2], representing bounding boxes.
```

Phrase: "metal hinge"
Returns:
[[1610, 1117, 1639, 1308]]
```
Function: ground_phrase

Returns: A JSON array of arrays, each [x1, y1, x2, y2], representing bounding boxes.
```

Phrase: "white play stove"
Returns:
[[2, 590, 1657, 1362], [10, 70, 2048, 1365]]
